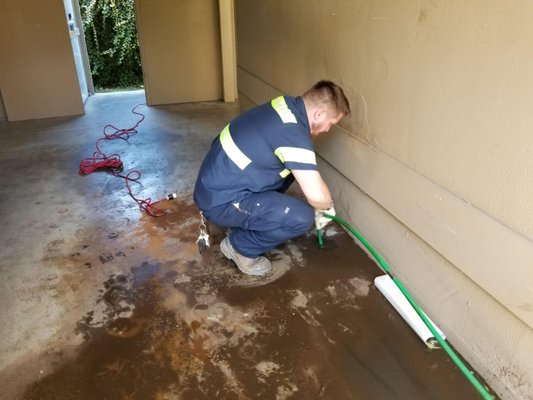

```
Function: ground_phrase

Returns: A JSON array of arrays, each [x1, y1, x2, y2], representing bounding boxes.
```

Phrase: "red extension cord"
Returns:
[[79, 104, 173, 217]]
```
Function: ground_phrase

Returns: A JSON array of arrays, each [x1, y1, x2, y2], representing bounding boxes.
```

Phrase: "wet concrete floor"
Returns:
[[0, 91, 496, 399]]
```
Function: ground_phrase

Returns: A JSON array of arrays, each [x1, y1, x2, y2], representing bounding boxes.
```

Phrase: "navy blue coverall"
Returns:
[[193, 96, 317, 258]]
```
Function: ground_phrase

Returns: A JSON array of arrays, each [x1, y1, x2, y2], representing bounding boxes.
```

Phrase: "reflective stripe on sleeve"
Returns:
[[219, 125, 252, 170], [274, 147, 317, 166], [279, 169, 292, 178], [271, 96, 297, 124]]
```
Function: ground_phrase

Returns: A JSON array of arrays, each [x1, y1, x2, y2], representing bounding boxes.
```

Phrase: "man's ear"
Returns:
[[313, 108, 326, 123]]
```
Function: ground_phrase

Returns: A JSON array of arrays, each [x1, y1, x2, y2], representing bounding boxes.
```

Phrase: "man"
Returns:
[[193, 80, 350, 276]]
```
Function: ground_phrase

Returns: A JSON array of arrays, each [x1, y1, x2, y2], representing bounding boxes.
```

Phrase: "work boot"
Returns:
[[220, 237, 272, 276]]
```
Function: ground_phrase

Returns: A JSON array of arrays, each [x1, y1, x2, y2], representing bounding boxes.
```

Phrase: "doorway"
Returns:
[[75, 0, 144, 93], [63, 0, 93, 102], [62, 0, 234, 104]]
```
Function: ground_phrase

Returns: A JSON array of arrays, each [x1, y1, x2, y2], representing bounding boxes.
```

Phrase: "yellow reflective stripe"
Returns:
[[279, 169, 292, 178], [274, 147, 316, 166], [274, 148, 285, 163], [271, 96, 297, 124], [219, 125, 251, 170]]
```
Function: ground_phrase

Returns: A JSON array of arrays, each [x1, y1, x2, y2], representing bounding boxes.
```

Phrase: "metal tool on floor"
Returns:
[[317, 214, 494, 400]]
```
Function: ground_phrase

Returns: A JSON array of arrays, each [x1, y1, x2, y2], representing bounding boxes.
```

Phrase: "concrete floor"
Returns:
[[0, 91, 495, 399]]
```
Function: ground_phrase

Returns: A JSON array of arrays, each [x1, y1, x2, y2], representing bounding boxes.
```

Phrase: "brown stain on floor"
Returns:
[[0, 97, 497, 400], [20, 199, 495, 399]]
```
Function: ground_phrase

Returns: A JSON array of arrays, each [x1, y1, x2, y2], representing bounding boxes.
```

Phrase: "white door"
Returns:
[[63, 0, 92, 102]]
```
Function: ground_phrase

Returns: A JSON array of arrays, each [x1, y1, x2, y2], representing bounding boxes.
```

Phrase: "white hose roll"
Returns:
[[374, 274, 446, 348]]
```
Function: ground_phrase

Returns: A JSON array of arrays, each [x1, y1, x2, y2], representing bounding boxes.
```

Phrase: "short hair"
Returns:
[[302, 80, 351, 117]]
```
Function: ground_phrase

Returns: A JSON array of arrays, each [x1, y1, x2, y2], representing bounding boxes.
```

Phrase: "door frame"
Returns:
[[69, 0, 94, 97], [218, 0, 237, 102]]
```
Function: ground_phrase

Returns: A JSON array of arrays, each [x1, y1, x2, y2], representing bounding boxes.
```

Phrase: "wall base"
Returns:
[[320, 159, 533, 400]]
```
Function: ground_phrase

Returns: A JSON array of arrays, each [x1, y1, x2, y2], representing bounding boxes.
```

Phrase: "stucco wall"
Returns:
[[136, 0, 222, 106], [0, 0, 83, 121], [235, 1, 533, 399]]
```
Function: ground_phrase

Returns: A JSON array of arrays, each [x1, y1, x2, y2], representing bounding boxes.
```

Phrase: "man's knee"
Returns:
[[286, 202, 314, 233]]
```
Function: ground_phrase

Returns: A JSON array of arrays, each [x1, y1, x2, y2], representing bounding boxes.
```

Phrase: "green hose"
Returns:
[[317, 228, 324, 247], [319, 213, 494, 400]]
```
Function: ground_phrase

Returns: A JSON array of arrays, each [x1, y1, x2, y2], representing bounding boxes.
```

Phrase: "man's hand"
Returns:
[[315, 206, 335, 230]]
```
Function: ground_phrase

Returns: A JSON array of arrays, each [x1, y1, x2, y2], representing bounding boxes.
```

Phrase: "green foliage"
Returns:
[[80, 0, 143, 89]]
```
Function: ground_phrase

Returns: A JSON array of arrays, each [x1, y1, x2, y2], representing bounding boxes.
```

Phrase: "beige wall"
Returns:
[[0, 0, 83, 121], [235, 1, 533, 399], [136, 0, 222, 106]]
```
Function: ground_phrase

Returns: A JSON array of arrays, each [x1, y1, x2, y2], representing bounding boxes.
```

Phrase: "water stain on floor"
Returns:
[[20, 198, 493, 400]]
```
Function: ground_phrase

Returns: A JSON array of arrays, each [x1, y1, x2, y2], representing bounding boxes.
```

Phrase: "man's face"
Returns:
[[310, 110, 343, 137]]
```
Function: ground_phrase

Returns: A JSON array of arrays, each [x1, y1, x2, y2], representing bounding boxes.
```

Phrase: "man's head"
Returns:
[[302, 80, 350, 137]]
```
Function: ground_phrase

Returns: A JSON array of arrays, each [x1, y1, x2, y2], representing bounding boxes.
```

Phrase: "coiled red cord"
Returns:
[[79, 104, 166, 217]]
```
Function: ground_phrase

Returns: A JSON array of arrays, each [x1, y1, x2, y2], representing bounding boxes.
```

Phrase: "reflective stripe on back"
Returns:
[[219, 125, 251, 170], [271, 96, 297, 124], [274, 147, 316, 166]]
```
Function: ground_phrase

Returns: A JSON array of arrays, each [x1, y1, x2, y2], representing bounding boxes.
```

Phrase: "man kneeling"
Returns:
[[193, 81, 350, 275]]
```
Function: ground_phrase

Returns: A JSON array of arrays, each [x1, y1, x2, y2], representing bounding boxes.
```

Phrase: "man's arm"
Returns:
[[291, 169, 333, 209]]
